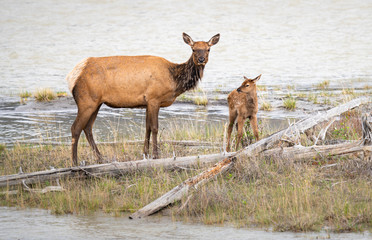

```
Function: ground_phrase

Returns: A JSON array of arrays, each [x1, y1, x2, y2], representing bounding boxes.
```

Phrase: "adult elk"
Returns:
[[67, 33, 220, 166], [226, 75, 261, 152]]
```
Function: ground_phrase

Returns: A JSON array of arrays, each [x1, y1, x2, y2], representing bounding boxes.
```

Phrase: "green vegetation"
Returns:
[[19, 90, 32, 99], [283, 97, 296, 110], [260, 100, 272, 111], [56, 91, 68, 97], [34, 88, 57, 102], [0, 144, 5, 154], [315, 80, 330, 90], [307, 93, 318, 104], [194, 95, 208, 106], [257, 85, 267, 91], [342, 88, 355, 95]]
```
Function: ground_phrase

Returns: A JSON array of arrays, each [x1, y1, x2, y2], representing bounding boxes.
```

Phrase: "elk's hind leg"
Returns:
[[83, 104, 102, 163], [144, 103, 160, 159], [71, 105, 100, 166], [226, 109, 237, 152], [235, 116, 245, 151], [250, 115, 259, 141], [143, 108, 151, 158]]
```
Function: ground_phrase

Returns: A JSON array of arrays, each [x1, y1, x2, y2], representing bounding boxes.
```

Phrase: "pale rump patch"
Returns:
[[66, 58, 88, 93]]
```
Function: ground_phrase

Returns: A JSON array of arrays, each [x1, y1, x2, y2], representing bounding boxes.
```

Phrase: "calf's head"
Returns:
[[183, 32, 220, 66], [237, 75, 261, 93]]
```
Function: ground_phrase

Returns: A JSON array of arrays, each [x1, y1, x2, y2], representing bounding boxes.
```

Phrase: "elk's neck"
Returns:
[[169, 56, 205, 95]]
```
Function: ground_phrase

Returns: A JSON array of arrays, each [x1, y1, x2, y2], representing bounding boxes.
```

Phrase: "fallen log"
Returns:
[[129, 156, 237, 219], [15, 140, 218, 147], [0, 152, 235, 188], [129, 97, 370, 218], [261, 141, 372, 162]]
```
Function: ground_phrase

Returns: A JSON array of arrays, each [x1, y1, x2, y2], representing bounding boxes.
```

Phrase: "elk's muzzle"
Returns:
[[198, 57, 205, 64]]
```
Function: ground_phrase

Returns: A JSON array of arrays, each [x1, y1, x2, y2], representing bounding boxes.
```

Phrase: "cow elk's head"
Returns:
[[237, 75, 261, 93], [183, 32, 220, 66]]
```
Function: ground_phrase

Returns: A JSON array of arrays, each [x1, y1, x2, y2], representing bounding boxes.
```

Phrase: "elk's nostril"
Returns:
[[198, 57, 205, 63], [237, 88, 241, 93]]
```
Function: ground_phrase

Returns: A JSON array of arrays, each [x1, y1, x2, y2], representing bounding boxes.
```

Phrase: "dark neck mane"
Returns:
[[169, 56, 205, 95]]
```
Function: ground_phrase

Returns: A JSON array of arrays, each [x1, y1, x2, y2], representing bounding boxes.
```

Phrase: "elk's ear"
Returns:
[[208, 33, 220, 46], [244, 76, 249, 80], [183, 33, 194, 46], [252, 74, 261, 82]]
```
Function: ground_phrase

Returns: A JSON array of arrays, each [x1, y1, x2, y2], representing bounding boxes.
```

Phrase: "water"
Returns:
[[0, 0, 371, 95], [0, 207, 370, 240]]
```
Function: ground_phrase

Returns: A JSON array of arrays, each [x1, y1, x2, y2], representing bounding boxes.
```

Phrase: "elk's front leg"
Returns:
[[145, 103, 160, 159], [143, 109, 151, 157], [235, 116, 245, 151]]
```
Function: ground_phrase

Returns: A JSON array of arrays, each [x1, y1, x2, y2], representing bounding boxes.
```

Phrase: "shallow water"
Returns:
[[1, 207, 370, 240]]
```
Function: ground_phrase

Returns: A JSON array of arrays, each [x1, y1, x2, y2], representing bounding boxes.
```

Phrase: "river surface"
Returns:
[[1, 0, 372, 237], [1, 207, 371, 240]]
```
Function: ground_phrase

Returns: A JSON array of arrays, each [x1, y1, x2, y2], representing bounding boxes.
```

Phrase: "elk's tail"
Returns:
[[66, 58, 88, 93]]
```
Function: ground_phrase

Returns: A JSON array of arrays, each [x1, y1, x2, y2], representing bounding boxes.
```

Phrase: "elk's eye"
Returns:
[[246, 84, 249, 87], [207, 49, 210, 52], [192, 49, 195, 52]]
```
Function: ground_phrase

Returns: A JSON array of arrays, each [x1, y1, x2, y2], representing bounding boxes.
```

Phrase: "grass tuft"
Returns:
[[19, 90, 32, 99], [260, 100, 272, 111], [194, 96, 208, 106], [283, 97, 296, 110], [34, 88, 57, 102], [56, 91, 68, 97], [315, 80, 330, 90]]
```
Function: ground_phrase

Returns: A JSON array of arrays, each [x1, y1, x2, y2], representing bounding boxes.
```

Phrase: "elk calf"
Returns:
[[226, 75, 261, 152]]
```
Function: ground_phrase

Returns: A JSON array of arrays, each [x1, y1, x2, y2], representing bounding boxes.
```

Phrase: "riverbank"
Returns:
[[1, 102, 371, 233]]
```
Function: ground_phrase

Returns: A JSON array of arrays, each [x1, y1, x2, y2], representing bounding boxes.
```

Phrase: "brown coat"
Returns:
[[226, 75, 261, 152]]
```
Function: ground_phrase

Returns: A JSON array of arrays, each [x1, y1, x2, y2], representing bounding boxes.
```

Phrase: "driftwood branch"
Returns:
[[16, 140, 218, 147], [129, 156, 236, 219], [0, 153, 235, 188], [261, 141, 372, 162]]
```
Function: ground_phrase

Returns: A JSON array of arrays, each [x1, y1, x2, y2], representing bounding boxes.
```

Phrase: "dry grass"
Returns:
[[34, 88, 57, 102], [1, 113, 371, 233], [194, 95, 208, 106], [283, 97, 296, 110], [260, 100, 272, 111], [315, 80, 330, 90], [19, 90, 32, 99]]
